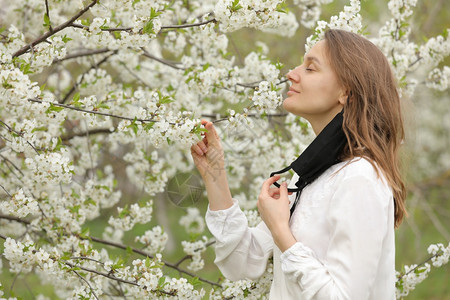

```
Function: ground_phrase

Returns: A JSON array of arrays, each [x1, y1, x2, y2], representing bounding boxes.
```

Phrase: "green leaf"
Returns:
[[62, 34, 72, 43], [119, 205, 130, 218], [43, 14, 51, 28], [229, 0, 243, 12], [188, 277, 202, 287], [84, 198, 96, 206], [202, 63, 210, 71], [276, 2, 289, 13], [31, 126, 48, 133], [97, 103, 110, 109], [158, 276, 167, 288], [145, 256, 151, 268], [46, 103, 64, 113], [144, 122, 155, 131], [80, 227, 90, 239], [143, 20, 155, 35]]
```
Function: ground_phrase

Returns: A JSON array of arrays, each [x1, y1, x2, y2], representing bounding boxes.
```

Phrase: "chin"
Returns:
[[282, 99, 300, 116]]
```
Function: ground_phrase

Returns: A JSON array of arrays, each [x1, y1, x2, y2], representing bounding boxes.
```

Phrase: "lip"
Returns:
[[287, 87, 300, 95]]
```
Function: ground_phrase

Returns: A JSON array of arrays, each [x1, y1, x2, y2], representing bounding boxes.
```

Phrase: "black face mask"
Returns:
[[270, 110, 347, 216]]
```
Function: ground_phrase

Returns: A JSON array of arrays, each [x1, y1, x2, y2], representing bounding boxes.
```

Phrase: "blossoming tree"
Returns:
[[0, 0, 448, 298]]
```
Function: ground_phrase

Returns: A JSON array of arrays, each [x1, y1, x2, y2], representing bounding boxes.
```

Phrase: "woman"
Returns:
[[190, 29, 406, 299]]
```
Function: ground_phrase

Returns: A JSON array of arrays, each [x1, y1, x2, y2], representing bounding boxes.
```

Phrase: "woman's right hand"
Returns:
[[190, 120, 225, 182]]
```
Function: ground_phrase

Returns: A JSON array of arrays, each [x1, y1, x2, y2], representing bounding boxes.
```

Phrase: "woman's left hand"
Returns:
[[257, 175, 296, 252]]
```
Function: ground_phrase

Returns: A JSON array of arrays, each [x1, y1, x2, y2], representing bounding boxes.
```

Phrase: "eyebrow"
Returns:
[[304, 56, 321, 66]]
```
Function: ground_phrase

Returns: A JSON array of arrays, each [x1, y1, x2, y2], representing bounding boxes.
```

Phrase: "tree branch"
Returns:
[[69, 18, 216, 33], [141, 50, 185, 70], [44, 0, 53, 32], [86, 235, 221, 287], [0, 183, 12, 197], [61, 128, 113, 141], [60, 51, 116, 104], [65, 261, 139, 286], [28, 98, 160, 124], [0, 119, 40, 154], [54, 48, 112, 63], [12, 0, 99, 58], [0, 214, 31, 225], [0, 215, 221, 287], [160, 18, 217, 30], [72, 268, 100, 300]]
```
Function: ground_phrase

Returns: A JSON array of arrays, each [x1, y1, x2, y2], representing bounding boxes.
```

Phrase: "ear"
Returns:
[[338, 89, 351, 105]]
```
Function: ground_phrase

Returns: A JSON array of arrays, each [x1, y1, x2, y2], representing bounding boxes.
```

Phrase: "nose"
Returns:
[[286, 66, 300, 82]]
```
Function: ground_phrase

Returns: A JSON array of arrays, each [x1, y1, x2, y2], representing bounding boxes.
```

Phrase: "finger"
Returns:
[[280, 182, 288, 200], [204, 121, 220, 145], [268, 187, 280, 197], [261, 175, 281, 194], [197, 140, 208, 153], [191, 144, 204, 156]]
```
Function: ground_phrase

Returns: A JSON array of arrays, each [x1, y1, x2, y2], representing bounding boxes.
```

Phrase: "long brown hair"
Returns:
[[323, 29, 407, 228]]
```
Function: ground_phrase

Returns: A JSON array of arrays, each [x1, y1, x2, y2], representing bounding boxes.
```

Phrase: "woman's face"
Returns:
[[283, 40, 346, 134]]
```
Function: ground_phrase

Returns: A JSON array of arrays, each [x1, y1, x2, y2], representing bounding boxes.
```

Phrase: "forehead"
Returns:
[[304, 40, 328, 63]]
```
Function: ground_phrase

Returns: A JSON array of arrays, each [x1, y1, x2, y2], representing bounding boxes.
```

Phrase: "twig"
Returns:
[[86, 235, 221, 287], [28, 98, 162, 124], [44, 0, 53, 31], [72, 269, 100, 300], [160, 18, 216, 30], [0, 214, 31, 225], [0, 183, 12, 197], [65, 261, 138, 286], [0, 119, 40, 154], [64, 261, 176, 296], [397, 250, 443, 279], [0, 153, 25, 176], [202, 112, 288, 120], [70, 18, 216, 33], [60, 51, 116, 104], [61, 128, 113, 141], [54, 48, 112, 63], [141, 50, 185, 70], [12, 0, 99, 58]]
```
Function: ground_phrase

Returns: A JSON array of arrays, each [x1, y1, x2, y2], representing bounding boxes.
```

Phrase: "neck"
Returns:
[[306, 106, 344, 136]]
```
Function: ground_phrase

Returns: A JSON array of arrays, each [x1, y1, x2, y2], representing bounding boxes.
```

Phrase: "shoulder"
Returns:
[[332, 157, 378, 178], [330, 157, 392, 196]]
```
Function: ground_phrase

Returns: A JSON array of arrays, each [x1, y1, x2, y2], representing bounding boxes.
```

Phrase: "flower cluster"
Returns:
[[395, 243, 450, 299], [135, 226, 168, 254], [181, 237, 209, 271], [0, 189, 39, 218], [214, 0, 298, 36], [251, 81, 283, 112], [179, 207, 206, 234], [294, 0, 333, 28], [305, 0, 362, 51]]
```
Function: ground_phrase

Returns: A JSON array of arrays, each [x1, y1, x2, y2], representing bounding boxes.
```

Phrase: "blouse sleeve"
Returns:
[[280, 174, 392, 299], [205, 199, 274, 281]]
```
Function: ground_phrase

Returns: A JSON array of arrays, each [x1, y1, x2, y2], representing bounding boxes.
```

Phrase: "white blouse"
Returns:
[[205, 158, 396, 299]]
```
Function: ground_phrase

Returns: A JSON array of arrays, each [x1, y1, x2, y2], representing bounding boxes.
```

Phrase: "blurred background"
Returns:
[[1, 0, 449, 299]]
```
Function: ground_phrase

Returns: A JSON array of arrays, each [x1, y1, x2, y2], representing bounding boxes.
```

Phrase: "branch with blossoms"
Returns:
[[395, 243, 450, 299], [12, 0, 99, 58], [0, 215, 220, 288], [0, 0, 448, 299], [69, 18, 217, 34]]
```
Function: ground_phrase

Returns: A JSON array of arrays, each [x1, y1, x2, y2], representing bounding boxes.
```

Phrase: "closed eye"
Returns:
[[305, 64, 315, 72]]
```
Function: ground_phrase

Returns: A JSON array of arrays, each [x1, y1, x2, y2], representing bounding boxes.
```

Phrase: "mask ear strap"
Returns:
[[270, 166, 300, 193]]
